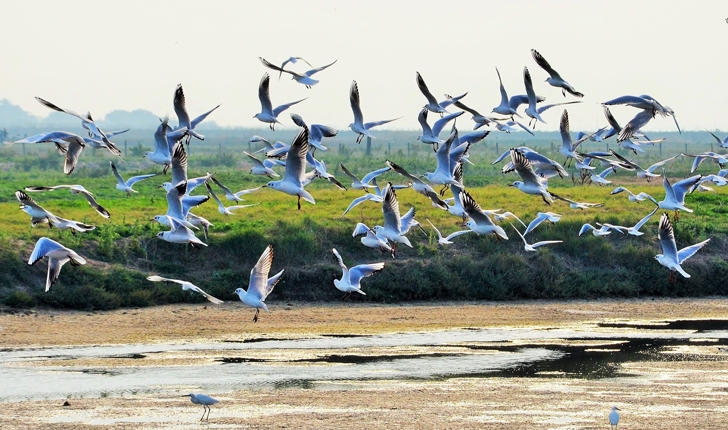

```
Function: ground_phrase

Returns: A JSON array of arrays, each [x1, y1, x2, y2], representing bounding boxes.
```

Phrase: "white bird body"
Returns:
[[579, 223, 618, 237], [24, 184, 110, 218], [184, 393, 219, 421], [234, 245, 284, 322], [531, 49, 583, 97], [655, 213, 710, 279], [332, 248, 384, 296], [111, 161, 155, 196], [459, 190, 508, 239], [173, 84, 219, 142], [254, 73, 306, 130], [264, 127, 315, 210], [28, 237, 86, 291], [658, 174, 702, 214], [156, 216, 207, 247], [505, 149, 553, 204], [206, 182, 256, 215], [352, 222, 394, 256], [609, 406, 620, 429], [511, 223, 562, 252], [16, 190, 60, 226], [349, 80, 400, 144], [610, 187, 657, 204], [426, 219, 471, 245], [260, 57, 337, 88]]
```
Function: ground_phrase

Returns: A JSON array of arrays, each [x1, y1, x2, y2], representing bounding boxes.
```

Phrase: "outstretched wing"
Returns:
[[531, 49, 561, 79], [349, 262, 385, 286]]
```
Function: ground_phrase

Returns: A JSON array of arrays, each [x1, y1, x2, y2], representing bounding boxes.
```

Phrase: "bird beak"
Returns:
[[157, 185, 163, 188], [507, 183, 514, 187]]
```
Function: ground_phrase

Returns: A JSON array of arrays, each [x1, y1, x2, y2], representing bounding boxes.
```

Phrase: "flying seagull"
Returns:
[[28, 237, 86, 292], [531, 49, 584, 97], [147, 275, 223, 304], [234, 245, 284, 322]]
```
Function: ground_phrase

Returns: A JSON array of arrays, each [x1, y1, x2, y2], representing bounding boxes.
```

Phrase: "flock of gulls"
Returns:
[[4, 48, 718, 423]]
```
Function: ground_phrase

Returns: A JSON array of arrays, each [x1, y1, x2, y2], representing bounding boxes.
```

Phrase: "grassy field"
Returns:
[[1, 130, 726, 309]]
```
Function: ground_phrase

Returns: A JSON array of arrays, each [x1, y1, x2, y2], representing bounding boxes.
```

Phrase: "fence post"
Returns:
[[366, 136, 372, 156]]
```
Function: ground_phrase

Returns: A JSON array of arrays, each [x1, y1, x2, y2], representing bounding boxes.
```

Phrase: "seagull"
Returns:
[[156, 215, 207, 248], [49, 216, 96, 234], [373, 183, 418, 255], [707, 130, 728, 149], [426, 219, 471, 245], [234, 245, 284, 322], [173, 84, 219, 143], [683, 152, 728, 173], [35, 97, 115, 147], [16, 190, 59, 227], [386, 160, 448, 210], [260, 57, 337, 88], [143, 116, 188, 173], [182, 393, 219, 422], [597, 207, 658, 236], [588, 167, 616, 186], [559, 109, 592, 167], [508, 93, 546, 114], [497, 147, 568, 179], [603, 95, 679, 140], [147, 276, 223, 304], [609, 406, 620, 430], [531, 49, 584, 97], [494, 119, 534, 136], [657, 174, 703, 221], [523, 66, 545, 126], [523, 212, 562, 236], [578, 223, 618, 237], [460, 190, 508, 240], [253, 73, 306, 130], [209, 175, 260, 202], [447, 97, 503, 130], [205, 182, 256, 215], [153, 180, 208, 230], [423, 129, 465, 188], [608, 151, 681, 182], [290, 113, 338, 151], [28, 237, 86, 292], [610, 187, 657, 204], [416, 71, 466, 116], [111, 161, 155, 196], [656, 212, 710, 281], [510, 223, 562, 252], [551, 193, 604, 210], [339, 164, 391, 192], [13, 131, 94, 175], [349, 80, 401, 144], [24, 185, 110, 218], [352, 222, 394, 256], [244, 151, 280, 178], [160, 172, 213, 197], [491, 67, 522, 117], [262, 126, 315, 210], [331, 248, 384, 300], [278, 56, 312, 79], [250, 135, 289, 157], [417, 108, 463, 149], [305, 150, 346, 190], [505, 149, 553, 204], [186, 212, 213, 241]]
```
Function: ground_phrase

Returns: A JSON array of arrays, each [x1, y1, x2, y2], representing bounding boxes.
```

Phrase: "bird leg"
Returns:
[[253, 308, 260, 323], [163, 164, 170, 175], [342, 292, 351, 302], [439, 184, 449, 196], [673, 210, 680, 223], [200, 406, 206, 421], [297, 195, 301, 210]]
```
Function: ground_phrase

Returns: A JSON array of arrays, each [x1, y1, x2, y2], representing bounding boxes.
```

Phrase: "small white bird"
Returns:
[[234, 245, 284, 322], [416, 107, 463, 149], [182, 393, 219, 422], [339, 164, 391, 192], [609, 406, 620, 429], [111, 161, 155, 196], [173, 84, 220, 142], [262, 126, 316, 210], [510, 223, 562, 252], [426, 219, 471, 245], [352, 222, 394, 256], [349, 80, 400, 144], [253, 73, 306, 130], [28, 237, 86, 292], [597, 207, 658, 236], [147, 276, 223, 304], [523, 212, 562, 236], [386, 160, 448, 210], [505, 149, 553, 204], [331, 248, 384, 300], [416, 71, 465, 116], [24, 185, 110, 218], [531, 49, 584, 97], [551, 193, 604, 210], [657, 174, 703, 221], [156, 216, 208, 248], [205, 182, 256, 215], [35, 97, 115, 148], [244, 151, 281, 178], [290, 113, 338, 151], [579, 223, 619, 237], [16, 190, 59, 227], [610, 187, 657, 204], [460, 190, 508, 240], [656, 213, 710, 281], [209, 175, 260, 202], [260, 57, 337, 88]]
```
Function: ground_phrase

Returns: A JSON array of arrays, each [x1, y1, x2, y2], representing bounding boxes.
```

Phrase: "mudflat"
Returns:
[[2, 298, 728, 429]]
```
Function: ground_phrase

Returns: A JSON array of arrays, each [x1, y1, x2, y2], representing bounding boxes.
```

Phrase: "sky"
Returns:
[[1, 1, 727, 134]]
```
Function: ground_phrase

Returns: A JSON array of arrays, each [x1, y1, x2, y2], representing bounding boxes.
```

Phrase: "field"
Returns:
[[0, 129, 727, 310]]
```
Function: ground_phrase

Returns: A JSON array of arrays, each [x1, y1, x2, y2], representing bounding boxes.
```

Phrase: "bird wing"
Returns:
[[523, 67, 537, 108], [531, 240, 563, 248], [364, 117, 401, 130], [352, 222, 373, 237], [173, 84, 191, 127], [602, 95, 651, 108], [341, 194, 378, 217], [531, 49, 561, 79], [537, 101, 581, 115], [672, 174, 702, 202], [125, 174, 156, 187], [190, 104, 220, 129], [260, 57, 300, 78], [459, 190, 491, 225], [109, 161, 127, 186], [283, 126, 309, 184], [633, 207, 658, 231], [166, 181, 188, 220], [677, 239, 710, 264], [349, 262, 385, 286], [28, 237, 65, 266], [360, 166, 391, 185], [443, 229, 472, 241], [248, 245, 274, 299], [524, 213, 549, 236], [349, 80, 364, 125], [170, 143, 188, 186], [647, 154, 681, 173], [46, 257, 70, 291], [331, 248, 348, 276], [618, 109, 654, 142], [210, 175, 235, 198], [258, 73, 274, 114], [417, 108, 432, 135], [559, 109, 573, 151], [181, 195, 210, 217], [658, 213, 679, 262], [244, 151, 266, 168], [496, 67, 509, 107], [416, 72, 439, 105], [81, 192, 110, 218], [205, 182, 225, 209], [265, 269, 284, 299], [382, 184, 402, 233], [432, 111, 464, 137], [305, 59, 337, 77], [35, 97, 85, 121], [273, 97, 307, 118], [386, 160, 419, 183], [153, 117, 173, 154]]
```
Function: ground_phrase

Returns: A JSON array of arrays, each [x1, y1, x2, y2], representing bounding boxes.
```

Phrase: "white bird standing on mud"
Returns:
[[609, 406, 620, 429], [234, 245, 284, 322], [182, 393, 219, 421]]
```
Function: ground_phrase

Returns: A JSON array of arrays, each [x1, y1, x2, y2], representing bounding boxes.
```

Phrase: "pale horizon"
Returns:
[[1, 1, 726, 135]]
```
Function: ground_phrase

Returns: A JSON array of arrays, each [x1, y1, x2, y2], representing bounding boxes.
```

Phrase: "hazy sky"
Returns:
[[2, 1, 726, 133]]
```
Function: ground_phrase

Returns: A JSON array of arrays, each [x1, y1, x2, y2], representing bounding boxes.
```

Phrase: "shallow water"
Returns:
[[3, 319, 727, 402]]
